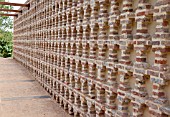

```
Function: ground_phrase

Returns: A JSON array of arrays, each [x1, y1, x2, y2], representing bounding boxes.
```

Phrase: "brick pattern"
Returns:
[[13, 0, 170, 117]]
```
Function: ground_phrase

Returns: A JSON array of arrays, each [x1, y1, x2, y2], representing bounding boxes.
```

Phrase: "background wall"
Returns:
[[13, 0, 170, 116]]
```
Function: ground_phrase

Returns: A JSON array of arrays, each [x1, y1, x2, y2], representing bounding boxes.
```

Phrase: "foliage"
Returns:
[[0, 0, 13, 58], [0, 31, 13, 58]]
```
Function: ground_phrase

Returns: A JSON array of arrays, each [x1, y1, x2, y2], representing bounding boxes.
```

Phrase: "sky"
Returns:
[[6, 0, 27, 31], [8, 0, 27, 10]]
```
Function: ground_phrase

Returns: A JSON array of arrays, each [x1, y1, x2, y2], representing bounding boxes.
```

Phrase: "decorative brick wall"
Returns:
[[13, 0, 170, 116]]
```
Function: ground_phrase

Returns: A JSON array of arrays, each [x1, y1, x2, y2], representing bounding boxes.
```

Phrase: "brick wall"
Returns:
[[13, 0, 170, 116]]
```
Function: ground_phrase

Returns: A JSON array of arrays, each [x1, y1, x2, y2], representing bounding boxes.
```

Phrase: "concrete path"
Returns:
[[0, 58, 70, 117]]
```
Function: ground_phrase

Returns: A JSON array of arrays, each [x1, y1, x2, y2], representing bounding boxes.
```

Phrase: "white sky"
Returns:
[[8, 0, 27, 10], [6, 0, 27, 31]]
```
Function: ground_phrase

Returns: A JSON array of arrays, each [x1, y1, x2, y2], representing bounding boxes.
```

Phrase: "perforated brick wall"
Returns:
[[13, 0, 170, 116]]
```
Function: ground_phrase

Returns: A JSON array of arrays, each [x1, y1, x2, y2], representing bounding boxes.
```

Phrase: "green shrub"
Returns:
[[0, 0, 13, 58], [0, 31, 13, 58]]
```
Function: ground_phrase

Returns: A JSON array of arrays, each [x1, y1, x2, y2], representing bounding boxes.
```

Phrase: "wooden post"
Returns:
[[0, 14, 18, 16], [0, 2, 29, 7], [0, 9, 21, 13]]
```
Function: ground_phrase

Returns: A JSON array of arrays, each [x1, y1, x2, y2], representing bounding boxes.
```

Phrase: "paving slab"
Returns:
[[0, 58, 70, 117]]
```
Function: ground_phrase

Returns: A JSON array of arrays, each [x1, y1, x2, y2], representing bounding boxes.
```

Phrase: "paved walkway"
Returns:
[[0, 58, 70, 117]]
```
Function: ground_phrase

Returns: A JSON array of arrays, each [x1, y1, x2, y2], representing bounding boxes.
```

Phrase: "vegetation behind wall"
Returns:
[[0, 0, 13, 58]]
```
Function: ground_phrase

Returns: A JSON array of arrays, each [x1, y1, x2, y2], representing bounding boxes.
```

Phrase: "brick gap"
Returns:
[[129, 75, 135, 89], [80, 7, 84, 22], [72, 43, 76, 55], [96, 87, 105, 103], [72, 27, 77, 40], [105, 66, 108, 81], [129, 46, 136, 65], [128, 101, 133, 116], [77, 61, 82, 73], [104, 44, 109, 60], [107, 1, 111, 14], [86, 25, 91, 40], [132, 19, 137, 35], [143, 106, 150, 117], [149, 0, 158, 6], [146, 47, 155, 67], [84, 62, 89, 73], [148, 20, 157, 38], [78, 43, 83, 57], [97, 66, 107, 81], [59, 43, 62, 53], [118, 23, 122, 36], [93, 64, 97, 79], [95, 1, 100, 20], [168, 19, 170, 33], [116, 73, 120, 85], [63, 28, 67, 38], [106, 25, 110, 40], [116, 48, 121, 63], [167, 52, 170, 67], [115, 97, 119, 109], [164, 81, 170, 105], [132, 0, 139, 11], [87, 43, 90, 58], [63, 43, 66, 54], [118, 0, 123, 13], [145, 75, 153, 97], [87, 4, 92, 18], [67, 43, 71, 55], [67, 27, 71, 39]]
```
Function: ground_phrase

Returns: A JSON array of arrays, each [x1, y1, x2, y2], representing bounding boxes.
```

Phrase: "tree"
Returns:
[[0, 31, 13, 57], [0, 0, 13, 58]]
